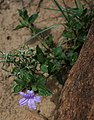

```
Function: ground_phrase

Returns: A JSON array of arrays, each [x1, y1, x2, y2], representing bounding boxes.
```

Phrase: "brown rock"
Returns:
[[22, 110, 45, 120], [39, 97, 56, 118], [56, 21, 94, 120]]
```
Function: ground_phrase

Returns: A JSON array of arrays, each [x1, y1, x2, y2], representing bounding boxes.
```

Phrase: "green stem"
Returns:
[[53, 0, 69, 21], [62, 0, 70, 20], [74, 0, 78, 8]]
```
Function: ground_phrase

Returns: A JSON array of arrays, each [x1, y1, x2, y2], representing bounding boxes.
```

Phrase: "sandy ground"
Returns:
[[0, 0, 73, 120]]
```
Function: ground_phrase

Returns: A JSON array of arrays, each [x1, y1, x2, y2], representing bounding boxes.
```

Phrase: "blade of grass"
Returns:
[[75, 0, 83, 11], [44, 7, 60, 12], [62, 0, 70, 20], [25, 24, 61, 42], [74, 0, 78, 8], [37, 0, 43, 12], [53, 0, 68, 21], [43, 6, 67, 13], [38, 0, 43, 8]]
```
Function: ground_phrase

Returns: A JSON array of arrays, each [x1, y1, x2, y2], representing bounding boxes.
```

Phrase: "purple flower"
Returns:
[[19, 90, 41, 110]]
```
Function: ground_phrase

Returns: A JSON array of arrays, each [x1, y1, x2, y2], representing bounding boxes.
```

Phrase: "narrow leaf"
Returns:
[[25, 24, 61, 42], [53, 0, 68, 21], [14, 85, 22, 93], [28, 12, 39, 24], [41, 64, 48, 73], [13, 24, 25, 30], [18, 8, 28, 20]]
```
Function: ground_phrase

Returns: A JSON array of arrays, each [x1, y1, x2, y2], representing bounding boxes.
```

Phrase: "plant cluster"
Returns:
[[53, 0, 93, 62], [0, 37, 67, 96], [0, 0, 94, 97], [14, 8, 39, 35]]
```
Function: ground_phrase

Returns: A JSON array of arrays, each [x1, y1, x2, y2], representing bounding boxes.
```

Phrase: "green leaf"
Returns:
[[45, 36, 54, 47], [51, 64, 60, 74], [36, 75, 51, 96], [75, 0, 83, 12], [32, 85, 37, 91], [62, 30, 75, 39], [18, 8, 28, 20], [53, 46, 63, 57], [53, 46, 66, 59], [37, 75, 46, 85], [14, 85, 22, 93], [40, 64, 48, 73], [20, 20, 28, 27], [14, 79, 25, 87], [67, 51, 78, 66], [70, 52, 78, 65], [48, 61, 54, 74], [53, 0, 68, 21], [28, 12, 39, 24], [36, 45, 46, 64], [38, 85, 52, 96], [20, 70, 34, 83], [14, 24, 26, 30]]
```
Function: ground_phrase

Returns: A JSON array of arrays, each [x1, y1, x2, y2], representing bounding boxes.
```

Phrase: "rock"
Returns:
[[22, 110, 45, 120], [56, 21, 94, 120], [39, 97, 56, 118]]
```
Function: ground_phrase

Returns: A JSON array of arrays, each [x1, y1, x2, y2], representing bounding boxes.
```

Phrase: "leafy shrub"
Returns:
[[0, 0, 93, 96], [0, 38, 67, 95]]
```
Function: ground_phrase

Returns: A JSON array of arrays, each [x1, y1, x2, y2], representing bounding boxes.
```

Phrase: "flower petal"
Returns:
[[27, 90, 34, 97], [19, 98, 28, 107], [20, 92, 31, 99], [28, 98, 36, 110], [34, 96, 41, 103], [20, 92, 27, 97]]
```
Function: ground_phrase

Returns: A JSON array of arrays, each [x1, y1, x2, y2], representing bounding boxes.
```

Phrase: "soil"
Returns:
[[0, 0, 74, 120]]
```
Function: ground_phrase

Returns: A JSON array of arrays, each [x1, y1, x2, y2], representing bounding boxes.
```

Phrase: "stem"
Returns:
[[36, 0, 43, 12], [37, 35, 52, 53], [74, 0, 78, 8], [53, 0, 68, 21], [62, 0, 70, 20]]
